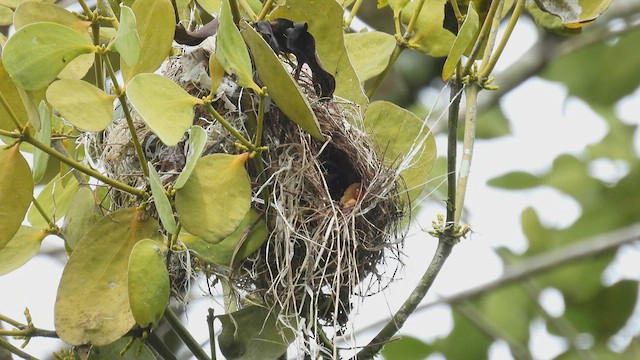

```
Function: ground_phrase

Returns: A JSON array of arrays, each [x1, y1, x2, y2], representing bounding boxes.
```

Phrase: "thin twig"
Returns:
[[0, 338, 39, 360], [163, 308, 212, 360], [146, 332, 178, 360]]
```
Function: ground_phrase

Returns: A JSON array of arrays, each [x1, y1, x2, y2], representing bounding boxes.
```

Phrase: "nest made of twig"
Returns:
[[92, 39, 408, 353]]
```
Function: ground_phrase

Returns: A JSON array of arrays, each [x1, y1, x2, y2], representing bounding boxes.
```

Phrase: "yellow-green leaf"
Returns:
[[28, 173, 79, 230], [0, 146, 33, 251], [365, 101, 437, 204], [46, 79, 116, 132], [344, 31, 396, 83], [61, 186, 100, 251], [215, 0, 259, 90], [108, 5, 140, 67], [402, 0, 456, 57], [148, 164, 177, 234], [121, 0, 175, 83], [181, 209, 268, 266], [442, 2, 480, 81], [218, 306, 295, 360], [2, 22, 96, 90], [240, 22, 323, 140], [535, 0, 613, 28], [174, 125, 207, 189], [55, 208, 160, 346], [209, 55, 225, 94], [0, 5, 12, 25], [13, 2, 92, 32], [86, 337, 156, 360], [274, 0, 368, 109], [126, 73, 203, 146], [175, 153, 252, 243], [196, 0, 221, 15], [0, 60, 28, 132], [32, 101, 51, 183], [0, 226, 46, 275], [128, 239, 169, 328]]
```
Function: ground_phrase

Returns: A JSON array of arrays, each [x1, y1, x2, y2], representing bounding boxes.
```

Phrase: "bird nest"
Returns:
[[93, 40, 408, 348]]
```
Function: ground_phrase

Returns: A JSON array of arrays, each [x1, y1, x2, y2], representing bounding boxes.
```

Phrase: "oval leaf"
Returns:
[[0, 226, 45, 275], [13, 2, 92, 32], [127, 73, 203, 146], [216, 0, 259, 90], [128, 239, 169, 328], [148, 164, 177, 234], [181, 209, 268, 266], [121, 0, 175, 83], [2, 22, 96, 90], [86, 337, 156, 360], [174, 125, 207, 189], [0, 59, 28, 132], [535, 0, 613, 28], [175, 153, 252, 243], [0, 5, 12, 26], [402, 0, 456, 57], [108, 5, 140, 67], [0, 145, 34, 250], [344, 31, 396, 83], [61, 186, 100, 251], [55, 208, 160, 346], [46, 79, 116, 132], [240, 22, 323, 140], [442, 2, 479, 81], [364, 101, 437, 204], [32, 101, 51, 183]]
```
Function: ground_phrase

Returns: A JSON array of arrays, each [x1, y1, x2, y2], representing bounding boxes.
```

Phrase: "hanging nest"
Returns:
[[93, 35, 408, 352]]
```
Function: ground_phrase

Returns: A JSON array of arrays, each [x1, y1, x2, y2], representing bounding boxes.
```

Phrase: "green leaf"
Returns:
[[13, 2, 92, 32], [344, 31, 396, 83], [442, 2, 479, 80], [32, 101, 51, 183], [181, 209, 268, 266], [239, 22, 323, 140], [148, 164, 177, 234], [0, 59, 28, 132], [215, 1, 259, 90], [433, 309, 492, 358], [0, 226, 45, 275], [121, 0, 175, 83], [86, 337, 156, 360], [209, 55, 225, 94], [542, 28, 640, 106], [218, 306, 295, 360], [28, 173, 79, 230], [61, 186, 100, 251], [0, 5, 12, 25], [128, 238, 169, 328], [0, 145, 33, 251], [196, 0, 221, 15], [364, 101, 437, 204], [174, 125, 207, 189], [273, 0, 368, 109], [476, 285, 534, 344], [388, 0, 410, 11], [55, 208, 160, 346], [46, 79, 116, 132], [126, 73, 203, 146], [2, 22, 96, 90], [108, 5, 140, 67], [381, 336, 432, 360], [402, 0, 456, 57], [175, 153, 252, 243], [525, 0, 581, 35], [487, 171, 542, 189], [534, 0, 613, 28]]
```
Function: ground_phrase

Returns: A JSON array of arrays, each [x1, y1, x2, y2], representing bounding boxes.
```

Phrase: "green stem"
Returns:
[[479, 0, 505, 70], [163, 308, 212, 360], [104, 55, 150, 178], [366, 45, 404, 98], [462, 0, 502, 76], [0, 328, 57, 338], [256, 0, 273, 21], [480, 0, 525, 79], [91, 21, 105, 92], [0, 338, 38, 360], [207, 308, 217, 360], [0, 314, 22, 328], [239, 0, 257, 20], [0, 91, 25, 132], [202, 102, 253, 150], [77, 0, 92, 15], [454, 83, 479, 223], [31, 196, 54, 229], [23, 132, 146, 197], [403, 0, 426, 38], [450, 0, 463, 22], [344, 0, 364, 28], [254, 89, 266, 149], [446, 80, 463, 222]]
